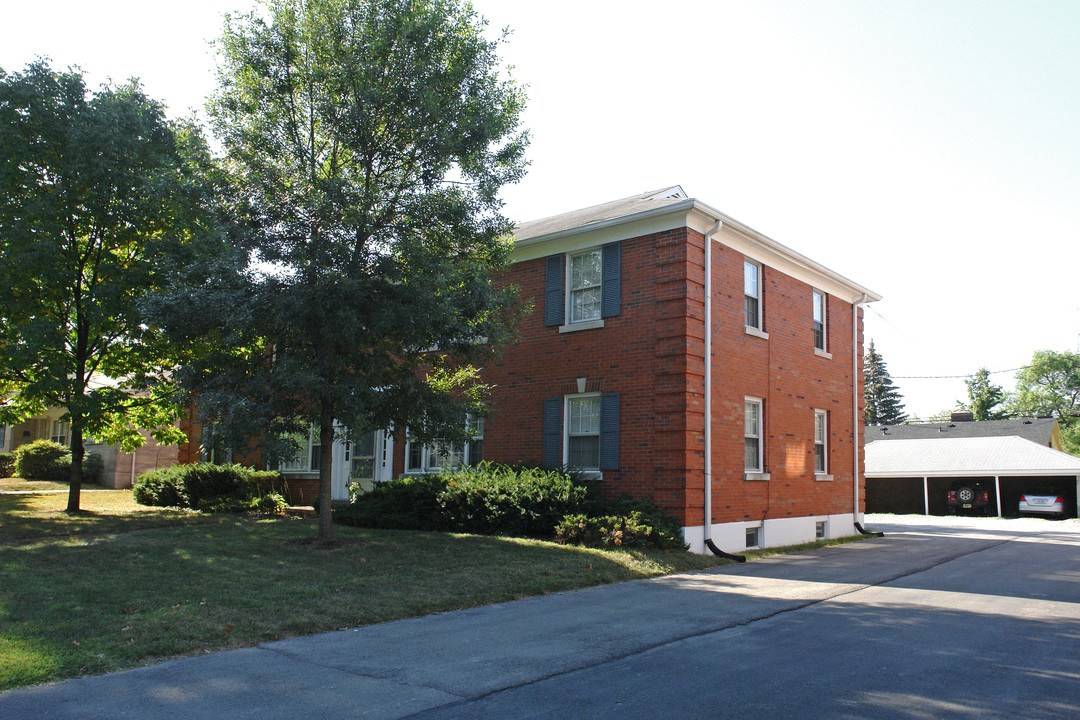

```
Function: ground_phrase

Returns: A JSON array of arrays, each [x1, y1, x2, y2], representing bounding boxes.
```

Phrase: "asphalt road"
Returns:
[[4, 515, 1079, 719]]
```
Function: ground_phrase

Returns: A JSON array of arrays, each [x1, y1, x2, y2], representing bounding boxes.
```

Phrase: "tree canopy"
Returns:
[[1007, 350, 1080, 455], [960, 368, 1007, 421], [0, 60, 209, 511], [864, 340, 908, 426], [154, 0, 529, 540]]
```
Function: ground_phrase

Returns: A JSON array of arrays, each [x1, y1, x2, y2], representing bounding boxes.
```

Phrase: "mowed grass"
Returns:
[[0, 487, 729, 691]]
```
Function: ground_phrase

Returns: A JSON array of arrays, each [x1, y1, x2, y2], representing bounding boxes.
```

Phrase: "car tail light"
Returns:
[[1020, 495, 1028, 503], [947, 491, 956, 501], [979, 491, 988, 502], [1056, 497, 1065, 504]]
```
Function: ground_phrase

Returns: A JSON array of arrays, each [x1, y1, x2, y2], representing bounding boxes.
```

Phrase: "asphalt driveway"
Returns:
[[3, 514, 1079, 719]]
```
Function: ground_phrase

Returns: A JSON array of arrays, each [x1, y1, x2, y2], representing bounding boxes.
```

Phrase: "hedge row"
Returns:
[[133, 462, 288, 514], [7, 440, 103, 484], [334, 462, 687, 550]]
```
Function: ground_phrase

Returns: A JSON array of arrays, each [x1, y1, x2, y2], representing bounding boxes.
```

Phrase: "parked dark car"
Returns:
[[947, 480, 993, 516]]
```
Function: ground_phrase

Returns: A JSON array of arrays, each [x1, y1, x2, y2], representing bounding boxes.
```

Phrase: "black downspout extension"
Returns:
[[705, 538, 746, 562], [854, 522, 884, 538]]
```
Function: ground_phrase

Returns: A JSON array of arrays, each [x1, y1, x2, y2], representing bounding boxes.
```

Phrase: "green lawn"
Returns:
[[0, 485, 730, 691]]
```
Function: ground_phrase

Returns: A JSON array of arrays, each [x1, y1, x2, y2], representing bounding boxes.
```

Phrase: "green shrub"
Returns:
[[0, 452, 14, 479], [13, 440, 71, 481], [335, 463, 599, 539], [132, 463, 287, 512], [251, 492, 288, 515], [133, 465, 186, 507], [82, 452, 104, 484], [554, 496, 687, 550], [437, 463, 597, 538], [334, 474, 448, 530]]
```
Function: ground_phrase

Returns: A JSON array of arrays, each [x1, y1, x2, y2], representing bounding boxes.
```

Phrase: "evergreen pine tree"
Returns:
[[864, 340, 908, 425]]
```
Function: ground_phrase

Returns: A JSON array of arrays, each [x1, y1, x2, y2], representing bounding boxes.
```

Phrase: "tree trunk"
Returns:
[[65, 424, 84, 514], [317, 407, 335, 540]]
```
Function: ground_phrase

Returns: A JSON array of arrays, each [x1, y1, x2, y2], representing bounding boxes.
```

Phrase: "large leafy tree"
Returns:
[[959, 368, 1007, 421], [1007, 350, 1080, 454], [864, 340, 908, 425], [0, 61, 209, 512], [158, 0, 528, 540]]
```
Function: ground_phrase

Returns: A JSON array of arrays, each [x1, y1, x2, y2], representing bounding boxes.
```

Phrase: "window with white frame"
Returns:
[[816, 520, 827, 539], [744, 398, 763, 472], [51, 420, 69, 446], [568, 249, 603, 323], [814, 410, 827, 474], [812, 290, 826, 351], [744, 261, 762, 330], [745, 525, 762, 549], [405, 417, 484, 473], [566, 395, 601, 470], [279, 426, 321, 473], [544, 243, 621, 330]]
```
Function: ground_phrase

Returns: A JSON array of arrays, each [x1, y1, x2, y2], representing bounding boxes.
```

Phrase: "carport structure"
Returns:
[[865, 436, 1080, 518]]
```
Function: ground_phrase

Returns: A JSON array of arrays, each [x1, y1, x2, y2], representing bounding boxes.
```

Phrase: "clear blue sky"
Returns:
[[4, 0, 1079, 419]]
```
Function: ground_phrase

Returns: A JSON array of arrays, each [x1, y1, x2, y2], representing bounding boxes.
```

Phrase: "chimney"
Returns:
[[950, 412, 974, 422]]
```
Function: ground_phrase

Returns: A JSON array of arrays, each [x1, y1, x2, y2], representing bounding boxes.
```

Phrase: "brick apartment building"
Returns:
[[173, 186, 879, 552], [395, 187, 881, 553]]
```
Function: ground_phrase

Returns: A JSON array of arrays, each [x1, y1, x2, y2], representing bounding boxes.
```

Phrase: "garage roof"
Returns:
[[865, 436, 1080, 478]]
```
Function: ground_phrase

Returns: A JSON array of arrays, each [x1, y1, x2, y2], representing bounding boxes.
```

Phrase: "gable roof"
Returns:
[[867, 417, 1059, 448], [865, 436, 1080, 478]]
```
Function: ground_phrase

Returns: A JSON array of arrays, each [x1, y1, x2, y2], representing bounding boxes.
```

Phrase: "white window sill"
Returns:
[[814, 348, 832, 359], [559, 318, 605, 333], [744, 472, 770, 481], [814, 473, 834, 482], [744, 326, 769, 340]]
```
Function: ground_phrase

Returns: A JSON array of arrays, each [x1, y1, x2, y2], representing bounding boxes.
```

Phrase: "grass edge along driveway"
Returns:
[[2, 486, 730, 691]]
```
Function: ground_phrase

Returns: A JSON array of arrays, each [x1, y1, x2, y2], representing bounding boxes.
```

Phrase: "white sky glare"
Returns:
[[4, 0, 1079, 419]]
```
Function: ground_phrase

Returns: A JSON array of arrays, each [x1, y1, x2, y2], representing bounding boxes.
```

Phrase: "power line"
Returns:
[[892, 367, 1027, 380]]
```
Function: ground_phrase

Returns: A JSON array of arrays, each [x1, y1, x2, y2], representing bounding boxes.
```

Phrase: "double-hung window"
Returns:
[[814, 410, 827, 474], [544, 243, 621, 329], [744, 261, 762, 331], [405, 417, 484, 473], [50, 420, 69, 446], [569, 250, 602, 323], [744, 398, 763, 473], [812, 290, 826, 352], [541, 392, 620, 472], [567, 395, 601, 470], [279, 425, 320, 473]]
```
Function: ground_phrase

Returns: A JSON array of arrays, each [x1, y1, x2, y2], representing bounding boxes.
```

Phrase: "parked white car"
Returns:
[[1018, 494, 1065, 517]]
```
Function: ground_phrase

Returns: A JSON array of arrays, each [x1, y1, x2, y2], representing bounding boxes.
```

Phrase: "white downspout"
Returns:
[[853, 294, 869, 527], [703, 219, 727, 554], [699, 220, 743, 561]]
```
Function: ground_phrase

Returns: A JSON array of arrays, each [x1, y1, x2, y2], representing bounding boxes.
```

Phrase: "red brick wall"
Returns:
[[707, 239, 864, 525]]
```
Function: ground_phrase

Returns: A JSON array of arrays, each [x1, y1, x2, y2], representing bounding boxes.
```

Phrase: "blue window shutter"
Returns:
[[599, 392, 620, 470], [544, 255, 564, 326], [542, 397, 562, 469], [601, 242, 621, 318]]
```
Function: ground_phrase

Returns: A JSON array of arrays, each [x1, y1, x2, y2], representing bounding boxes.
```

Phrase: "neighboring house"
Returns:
[[865, 436, 1080, 518], [2, 408, 178, 489], [867, 413, 1063, 450]]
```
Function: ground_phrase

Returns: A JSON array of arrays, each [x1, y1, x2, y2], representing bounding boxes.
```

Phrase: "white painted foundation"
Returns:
[[684, 513, 858, 554]]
